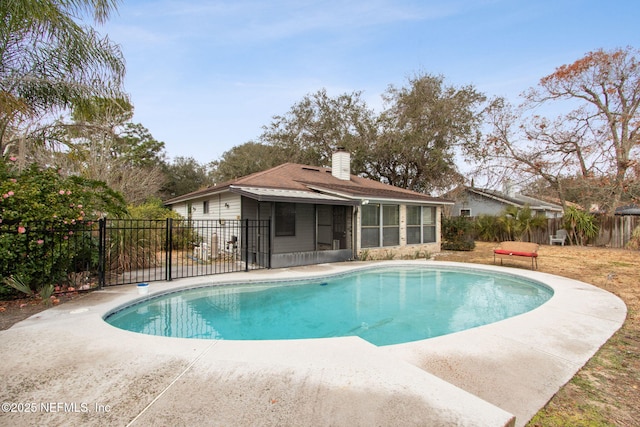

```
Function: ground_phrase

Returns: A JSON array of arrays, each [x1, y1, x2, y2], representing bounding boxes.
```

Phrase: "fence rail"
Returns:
[[479, 215, 638, 248], [0, 218, 271, 292], [0, 220, 101, 292], [534, 216, 639, 248]]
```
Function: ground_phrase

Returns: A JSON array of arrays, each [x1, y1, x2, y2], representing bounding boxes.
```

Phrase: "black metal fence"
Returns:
[[0, 218, 271, 291], [0, 220, 101, 293], [103, 218, 271, 286]]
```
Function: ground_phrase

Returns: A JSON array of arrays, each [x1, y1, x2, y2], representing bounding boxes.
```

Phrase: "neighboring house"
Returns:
[[164, 150, 453, 268], [447, 185, 564, 218], [615, 204, 640, 216]]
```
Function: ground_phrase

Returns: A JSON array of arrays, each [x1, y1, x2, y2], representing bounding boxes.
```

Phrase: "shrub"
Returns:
[[0, 159, 126, 296], [441, 216, 476, 251], [498, 205, 547, 241], [562, 206, 599, 246], [626, 225, 640, 250], [474, 214, 502, 242]]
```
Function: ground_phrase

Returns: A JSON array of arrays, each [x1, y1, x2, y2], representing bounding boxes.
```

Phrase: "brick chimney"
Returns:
[[331, 148, 350, 181]]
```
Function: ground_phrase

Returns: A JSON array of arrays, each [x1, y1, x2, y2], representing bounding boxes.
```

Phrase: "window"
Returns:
[[460, 208, 471, 217], [406, 206, 421, 244], [406, 206, 436, 244], [382, 205, 399, 246], [361, 204, 380, 248], [361, 204, 400, 248], [423, 206, 436, 243], [275, 202, 296, 236], [203, 200, 209, 214]]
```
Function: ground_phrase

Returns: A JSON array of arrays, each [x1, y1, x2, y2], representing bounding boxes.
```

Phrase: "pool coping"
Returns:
[[0, 260, 626, 427]]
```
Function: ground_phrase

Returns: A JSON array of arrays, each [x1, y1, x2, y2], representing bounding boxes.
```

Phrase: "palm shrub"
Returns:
[[474, 214, 502, 242], [106, 199, 184, 275], [562, 206, 599, 246], [497, 205, 547, 241]]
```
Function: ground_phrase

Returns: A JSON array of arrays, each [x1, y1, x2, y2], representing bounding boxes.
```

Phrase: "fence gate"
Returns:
[[102, 218, 271, 286]]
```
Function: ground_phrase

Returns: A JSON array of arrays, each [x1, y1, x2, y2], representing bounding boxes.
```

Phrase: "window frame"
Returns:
[[361, 203, 380, 248], [361, 203, 402, 248], [382, 204, 399, 247], [275, 202, 296, 237], [406, 205, 437, 245]]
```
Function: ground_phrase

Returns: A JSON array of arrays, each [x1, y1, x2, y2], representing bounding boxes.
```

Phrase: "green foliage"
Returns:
[[2, 275, 34, 297], [161, 156, 214, 198], [260, 89, 375, 172], [441, 216, 476, 251], [372, 73, 486, 193], [0, 159, 126, 295], [128, 198, 182, 220], [497, 205, 547, 241], [105, 220, 162, 275], [563, 206, 599, 246], [210, 142, 284, 182], [105, 200, 185, 274], [474, 214, 501, 242], [0, 160, 126, 223], [256, 77, 485, 194], [1, 0, 125, 154]]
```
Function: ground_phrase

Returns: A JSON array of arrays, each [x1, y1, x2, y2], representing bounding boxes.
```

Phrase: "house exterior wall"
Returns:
[[451, 192, 511, 217], [169, 193, 242, 221], [169, 194, 444, 267], [168, 194, 243, 256], [355, 204, 442, 260], [450, 191, 562, 218]]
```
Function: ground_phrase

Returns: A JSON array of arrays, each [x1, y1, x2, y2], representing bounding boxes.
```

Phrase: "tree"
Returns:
[[259, 89, 376, 173], [473, 48, 640, 212], [0, 0, 126, 157], [62, 98, 167, 204], [254, 77, 485, 195], [369, 73, 486, 193], [209, 142, 284, 182], [161, 157, 213, 198], [531, 47, 640, 211], [475, 98, 585, 207]]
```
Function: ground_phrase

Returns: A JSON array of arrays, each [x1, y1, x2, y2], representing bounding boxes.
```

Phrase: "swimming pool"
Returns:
[[105, 265, 553, 346]]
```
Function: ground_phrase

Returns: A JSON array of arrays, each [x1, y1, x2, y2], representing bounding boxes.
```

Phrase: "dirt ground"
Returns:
[[1, 242, 638, 425], [0, 292, 86, 331]]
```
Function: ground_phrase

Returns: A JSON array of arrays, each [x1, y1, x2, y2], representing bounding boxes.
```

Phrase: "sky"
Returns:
[[99, 0, 640, 164]]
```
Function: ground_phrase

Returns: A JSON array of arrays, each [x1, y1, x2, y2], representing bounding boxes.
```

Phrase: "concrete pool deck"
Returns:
[[0, 260, 626, 427]]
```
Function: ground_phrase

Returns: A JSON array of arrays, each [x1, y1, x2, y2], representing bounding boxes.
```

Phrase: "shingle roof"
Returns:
[[164, 163, 452, 205], [464, 186, 563, 212]]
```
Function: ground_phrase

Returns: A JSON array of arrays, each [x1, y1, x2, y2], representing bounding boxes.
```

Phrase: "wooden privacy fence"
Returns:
[[531, 216, 639, 248]]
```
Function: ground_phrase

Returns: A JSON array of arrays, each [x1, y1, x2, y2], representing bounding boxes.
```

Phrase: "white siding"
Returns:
[[171, 194, 241, 220]]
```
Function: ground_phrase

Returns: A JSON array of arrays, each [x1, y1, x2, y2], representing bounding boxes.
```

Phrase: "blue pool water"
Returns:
[[105, 266, 553, 346]]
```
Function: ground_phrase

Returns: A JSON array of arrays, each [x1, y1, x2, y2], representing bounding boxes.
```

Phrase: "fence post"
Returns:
[[166, 218, 173, 281], [267, 219, 272, 269], [98, 218, 106, 288], [244, 218, 249, 272]]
